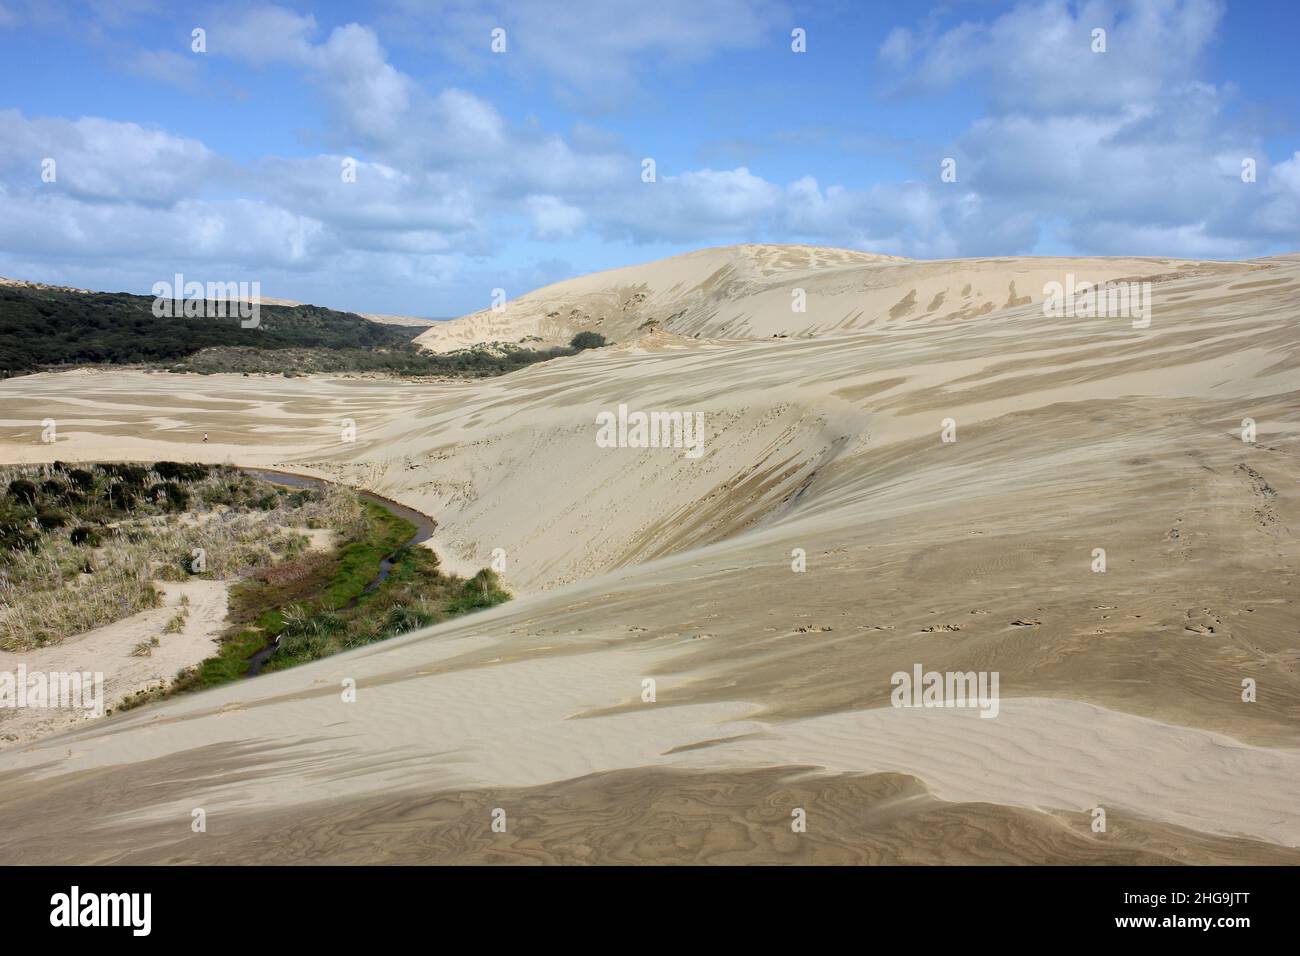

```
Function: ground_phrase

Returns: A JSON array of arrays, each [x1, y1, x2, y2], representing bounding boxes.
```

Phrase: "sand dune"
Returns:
[[1, 246, 1298, 864], [413, 243, 1238, 352]]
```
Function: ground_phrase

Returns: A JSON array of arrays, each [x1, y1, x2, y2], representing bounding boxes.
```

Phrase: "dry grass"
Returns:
[[0, 465, 368, 650], [0, 548, 162, 650]]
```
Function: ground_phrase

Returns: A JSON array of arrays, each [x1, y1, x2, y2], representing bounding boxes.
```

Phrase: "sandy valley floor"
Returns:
[[0, 246, 1297, 864]]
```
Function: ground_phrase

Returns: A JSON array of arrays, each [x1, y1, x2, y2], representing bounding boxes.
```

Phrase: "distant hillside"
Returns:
[[360, 312, 442, 328], [0, 284, 413, 376], [0, 284, 602, 379], [0, 277, 442, 329]]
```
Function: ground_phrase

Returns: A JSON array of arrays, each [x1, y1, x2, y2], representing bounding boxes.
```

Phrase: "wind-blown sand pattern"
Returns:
[[1, 245, 1298, 864]]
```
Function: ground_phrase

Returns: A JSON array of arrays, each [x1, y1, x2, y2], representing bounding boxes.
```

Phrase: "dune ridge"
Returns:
[[1, 246, 1298, 864], [413, 243, 1244, 352]]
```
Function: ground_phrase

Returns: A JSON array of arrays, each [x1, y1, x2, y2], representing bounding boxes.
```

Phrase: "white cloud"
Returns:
[[525, 195, 585, 239], [208, 5, 318, 64], [878, 27, 913, 69], [1272, 152, 1300, 196], [868, 0, 1298, 257], [0, 192, 324, 266], [426, 88, 508, 158], [885, 0, 1226, 115], [310, 23, 415, 145], [126, 48, 202, 90], [379, 0, 789, 106], [2, 0, 1296, 317], [0, 111, 223, 204]]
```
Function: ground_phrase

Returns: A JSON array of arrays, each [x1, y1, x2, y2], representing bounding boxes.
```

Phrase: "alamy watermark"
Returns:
[[890, 663, 1000, 718], [50, 886, 151, 936], [1043, 274, 1151, 329], [595, 403, 705, 459], [0, 666, 104, 717], [151, 273, 261, 328]]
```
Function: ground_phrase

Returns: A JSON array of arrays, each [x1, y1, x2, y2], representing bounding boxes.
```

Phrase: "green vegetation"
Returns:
[[0, 462, 360, 649], [568, 331, 608, 351], [190, 499, 508, 686], [2, 459, 512, 714], [0, 285, 411, 376], [172, 340, 606, 376], [78, 472, 514, 712], [317, 502, 412, 607], [1, 284, 609, 379]]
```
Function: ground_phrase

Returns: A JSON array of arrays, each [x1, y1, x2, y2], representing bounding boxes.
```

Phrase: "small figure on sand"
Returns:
[[203, 432, 209, 443]]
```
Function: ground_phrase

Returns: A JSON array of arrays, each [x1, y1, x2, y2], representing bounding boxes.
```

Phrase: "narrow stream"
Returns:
[[239, 468, 437, 676]]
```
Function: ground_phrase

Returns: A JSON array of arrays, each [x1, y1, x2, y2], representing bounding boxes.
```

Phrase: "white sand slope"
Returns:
[[413, 243, 1224, 352], [1, 246, 1298, 863], [0, 580, 228, 747], [1, 624, 1295, 846]]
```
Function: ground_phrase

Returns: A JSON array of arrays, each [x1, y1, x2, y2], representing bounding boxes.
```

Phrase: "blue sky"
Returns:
[[0, 0, 1297, 316]]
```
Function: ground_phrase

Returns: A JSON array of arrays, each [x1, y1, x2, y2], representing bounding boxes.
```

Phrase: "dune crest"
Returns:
[[413, 243, 1242, 352]]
